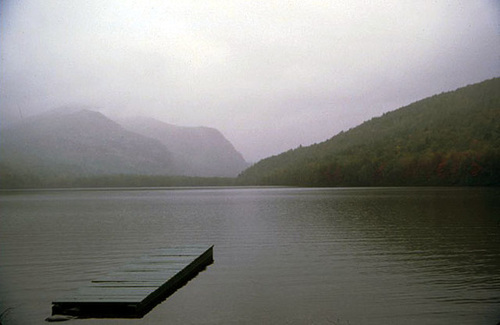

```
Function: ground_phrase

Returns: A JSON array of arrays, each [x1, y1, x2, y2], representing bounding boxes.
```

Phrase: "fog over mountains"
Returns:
[[119, 116, 248, 177], [0, 109, 248, 178]]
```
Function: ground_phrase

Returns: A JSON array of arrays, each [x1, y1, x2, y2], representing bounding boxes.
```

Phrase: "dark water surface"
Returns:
[[0, 187, 499, 324]]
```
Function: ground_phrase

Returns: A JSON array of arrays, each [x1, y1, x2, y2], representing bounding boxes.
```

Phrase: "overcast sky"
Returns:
[[1, 1, 498, 161]]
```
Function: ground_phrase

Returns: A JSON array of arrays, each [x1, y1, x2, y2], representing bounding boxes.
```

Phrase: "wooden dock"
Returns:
[[50, 245, 213, 319]]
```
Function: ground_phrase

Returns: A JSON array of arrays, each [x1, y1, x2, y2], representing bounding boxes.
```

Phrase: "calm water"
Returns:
[[0, 187, 499, 325]]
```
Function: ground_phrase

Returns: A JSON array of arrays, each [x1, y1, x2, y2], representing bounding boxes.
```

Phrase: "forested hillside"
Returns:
[[238, 78, 500, 186]]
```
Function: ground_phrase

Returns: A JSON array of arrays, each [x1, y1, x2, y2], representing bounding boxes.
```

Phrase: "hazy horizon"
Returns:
[[1, 1, 499, 161]]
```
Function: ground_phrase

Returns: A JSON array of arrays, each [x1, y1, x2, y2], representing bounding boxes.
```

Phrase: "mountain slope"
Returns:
[[0, 109, 177, 178], [119, 117, 248, 177], [238, 78, 500, 186]]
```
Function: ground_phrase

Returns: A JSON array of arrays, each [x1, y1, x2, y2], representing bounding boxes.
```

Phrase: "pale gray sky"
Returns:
[[1, 0, 499, 161]]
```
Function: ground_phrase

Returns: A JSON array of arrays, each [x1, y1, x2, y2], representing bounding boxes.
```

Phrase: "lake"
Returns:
[[0, 187, 499, 324]]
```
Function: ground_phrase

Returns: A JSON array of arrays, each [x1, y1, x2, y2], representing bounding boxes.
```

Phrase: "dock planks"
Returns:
[[50, 245, 213, 319]]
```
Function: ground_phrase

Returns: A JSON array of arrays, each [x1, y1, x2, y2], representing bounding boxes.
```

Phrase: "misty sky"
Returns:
[[1, 1, 498, 161]]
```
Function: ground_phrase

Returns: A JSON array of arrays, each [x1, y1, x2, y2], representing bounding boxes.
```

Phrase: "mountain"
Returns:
[[118, 117, 248, 177], [238, 78, 500, 186], [0, 109, 178, 179], [0, 109, 249, 187]]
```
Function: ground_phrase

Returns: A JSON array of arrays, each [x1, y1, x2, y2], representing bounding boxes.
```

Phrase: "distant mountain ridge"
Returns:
[[238, 78, 500, 186], [0, 109, 248, 183], [119, 117, 248, 177]]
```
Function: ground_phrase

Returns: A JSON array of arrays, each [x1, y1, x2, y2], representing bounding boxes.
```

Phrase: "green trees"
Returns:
[[0, 171, 238, 189], [238, 78, 500, 186]]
